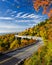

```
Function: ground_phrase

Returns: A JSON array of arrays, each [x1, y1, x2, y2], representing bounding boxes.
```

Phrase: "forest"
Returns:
[[18, 17, 52, 65], [0, 34, 36, 52]]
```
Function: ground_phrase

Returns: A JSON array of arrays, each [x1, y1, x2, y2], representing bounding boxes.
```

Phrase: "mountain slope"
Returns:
[[18, 17, 52, 41], [19, 17, 52, 65]]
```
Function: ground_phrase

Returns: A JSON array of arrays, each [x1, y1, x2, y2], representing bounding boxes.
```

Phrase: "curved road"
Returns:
[[0, 40, 44, 65]]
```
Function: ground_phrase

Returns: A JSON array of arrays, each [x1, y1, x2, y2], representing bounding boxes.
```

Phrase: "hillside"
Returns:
[[18, 17, 52, 42], [0, 34, 36, 52], [19, 17, 52, 65]]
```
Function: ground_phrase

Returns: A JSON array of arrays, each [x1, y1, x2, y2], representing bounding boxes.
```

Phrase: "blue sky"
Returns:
[[0, 0, 48, 33]]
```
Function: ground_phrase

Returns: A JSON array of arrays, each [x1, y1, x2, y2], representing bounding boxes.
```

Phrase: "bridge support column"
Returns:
[[17, 37, 21, 44]]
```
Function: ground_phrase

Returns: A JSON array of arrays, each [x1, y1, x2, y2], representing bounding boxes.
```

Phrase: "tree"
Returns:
[[33, 0, 52, 17], [10, 40, 19, 50]]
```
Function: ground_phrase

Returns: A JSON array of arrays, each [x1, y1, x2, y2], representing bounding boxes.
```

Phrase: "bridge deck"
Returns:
[[15, 35, 42, 40]]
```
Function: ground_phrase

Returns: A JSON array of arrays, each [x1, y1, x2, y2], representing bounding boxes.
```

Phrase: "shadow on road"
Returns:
[[0, 53, 12, 62]]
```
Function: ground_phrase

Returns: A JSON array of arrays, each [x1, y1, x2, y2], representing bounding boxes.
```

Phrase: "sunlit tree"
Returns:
[[33, 0, 52, 17]]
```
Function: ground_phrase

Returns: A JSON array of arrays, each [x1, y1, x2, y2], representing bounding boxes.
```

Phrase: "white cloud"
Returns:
[[26, 14, 34, 18], [0, 24, 29, 29], [24, 14, 43, 19], [0, 17, 13, 20], [15, 12, 43, 19], [15, 20, 32, 22], [0, 11, 47, 33], [0, 23, 25, 30], [20, 13, 29, 18], [0, 24, 29, 33], [16, 12, 23, 17], [1, 11, 43, 21], [29, 23, 36, 26], [0, 25, 17, 29], [26, 14, 41, 18]]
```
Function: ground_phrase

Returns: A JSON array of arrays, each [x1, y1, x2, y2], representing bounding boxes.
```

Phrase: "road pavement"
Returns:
[[0, 40, 44, 65]]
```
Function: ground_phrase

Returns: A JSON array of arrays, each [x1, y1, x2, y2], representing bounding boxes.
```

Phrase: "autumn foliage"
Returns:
[[19, 17, 52, 42], [33, 0, 52, 17], [0, 34, 36, 52], [22, 17, 52, 65]]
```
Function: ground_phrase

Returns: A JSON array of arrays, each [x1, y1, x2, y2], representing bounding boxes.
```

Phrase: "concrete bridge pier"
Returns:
[[15, 37, 21, 44]]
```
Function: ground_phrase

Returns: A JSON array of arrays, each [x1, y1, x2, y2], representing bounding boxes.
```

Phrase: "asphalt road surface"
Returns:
[[0, 40, 44, 65]]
